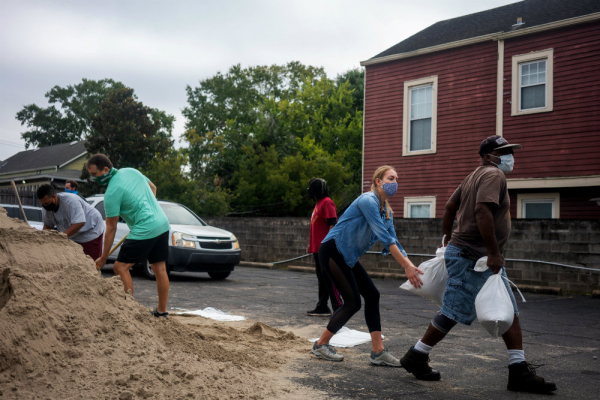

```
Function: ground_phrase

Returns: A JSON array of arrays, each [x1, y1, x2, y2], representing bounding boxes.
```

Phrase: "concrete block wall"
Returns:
[[205, 217, 600, 294]]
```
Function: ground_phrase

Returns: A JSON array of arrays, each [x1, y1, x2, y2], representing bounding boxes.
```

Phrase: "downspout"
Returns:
[[361, 67, 366, 192], [496, 39, 504, 136]]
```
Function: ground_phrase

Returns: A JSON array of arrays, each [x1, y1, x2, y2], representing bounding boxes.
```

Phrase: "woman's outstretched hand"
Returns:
[[405, 263, 424, 289]]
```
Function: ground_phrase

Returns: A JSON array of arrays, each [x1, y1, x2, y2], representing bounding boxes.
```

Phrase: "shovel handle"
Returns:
[[96, 234, 128, 269]]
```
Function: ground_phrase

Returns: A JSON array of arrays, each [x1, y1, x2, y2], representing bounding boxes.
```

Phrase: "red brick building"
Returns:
[[361, 0, 600, 219]]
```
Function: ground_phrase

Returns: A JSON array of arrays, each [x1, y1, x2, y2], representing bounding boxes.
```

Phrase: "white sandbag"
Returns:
[[474, 256, 489, 272], [400, 236, 448, 306], [309, 327, 384, 348], [475, 274, 514, 337]]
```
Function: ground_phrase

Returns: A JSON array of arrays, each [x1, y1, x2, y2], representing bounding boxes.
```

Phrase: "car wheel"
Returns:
[[143, 261, 171, 280], [208, 271, 231, 280]]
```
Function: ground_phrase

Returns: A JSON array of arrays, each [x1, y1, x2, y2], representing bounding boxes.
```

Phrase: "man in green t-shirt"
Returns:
[[87, 154, 171, 317]]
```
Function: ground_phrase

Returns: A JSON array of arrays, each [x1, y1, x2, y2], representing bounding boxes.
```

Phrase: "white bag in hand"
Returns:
[[475, 274, 514, 338], [400, 236, 448, 306]]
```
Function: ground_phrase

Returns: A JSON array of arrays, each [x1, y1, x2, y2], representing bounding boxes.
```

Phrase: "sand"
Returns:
[[0, 208, 319, 399]]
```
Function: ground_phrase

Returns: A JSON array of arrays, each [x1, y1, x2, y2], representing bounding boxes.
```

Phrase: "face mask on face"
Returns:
[[490, 154, 514, 174], [93, 168, 118, 185], [43, 199, 59, 212], [382, 181, 398, 196]]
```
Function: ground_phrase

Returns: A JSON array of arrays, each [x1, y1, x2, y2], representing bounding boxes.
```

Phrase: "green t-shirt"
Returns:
[[104, 168, 170, 240]]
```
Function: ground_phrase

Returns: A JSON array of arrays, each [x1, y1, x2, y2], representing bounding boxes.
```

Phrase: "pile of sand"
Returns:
[[0, 208, 313, 399]]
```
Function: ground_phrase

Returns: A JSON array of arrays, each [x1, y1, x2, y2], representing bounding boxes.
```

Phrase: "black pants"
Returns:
[[318, 239, 381, 334], [314, 253, 343, 311]]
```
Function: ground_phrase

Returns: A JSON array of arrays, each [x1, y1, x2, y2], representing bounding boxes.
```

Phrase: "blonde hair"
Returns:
[[370, 165, 395, 220]]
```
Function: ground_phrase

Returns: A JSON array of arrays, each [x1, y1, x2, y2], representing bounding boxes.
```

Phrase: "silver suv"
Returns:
[[86, 195, 241, 280]]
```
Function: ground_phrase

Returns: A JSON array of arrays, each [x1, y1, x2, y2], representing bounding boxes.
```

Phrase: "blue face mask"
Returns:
[[490, 154, 514, 174], [382, 182, 398, 196], [65, 189, 77, 194]]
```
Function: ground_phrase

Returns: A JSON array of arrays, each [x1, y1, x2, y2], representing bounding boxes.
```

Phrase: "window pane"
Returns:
[[538, 72, 546, 83], [410, 118, 432, 151], [410, 204, 431, 218], [524, 202, 553, 219], [521, 85, 546, 109], [24, 209, 42, 222], [539, 61, 546, 72], [522, 75, 529, 86], [95, 202, 106, 219], [530, 63, 538, 74], [521, 64, 529, 75]]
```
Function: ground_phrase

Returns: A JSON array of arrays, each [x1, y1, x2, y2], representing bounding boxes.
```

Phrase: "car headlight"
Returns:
[[231, 235, 240, 250], [172, 232, 196, 249]]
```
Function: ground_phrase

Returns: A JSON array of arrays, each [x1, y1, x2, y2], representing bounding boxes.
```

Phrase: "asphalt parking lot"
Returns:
[[101, 265, 600, 399]]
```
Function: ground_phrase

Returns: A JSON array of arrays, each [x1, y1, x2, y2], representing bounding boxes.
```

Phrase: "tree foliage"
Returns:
[[86, 87, 173, 171], [16, 78, 174, 148], [183, 63, 364, 216], [140, 149, 231, 217]]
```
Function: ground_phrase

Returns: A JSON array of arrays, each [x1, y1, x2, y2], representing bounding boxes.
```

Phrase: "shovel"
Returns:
[[96, 234, 128, 270]]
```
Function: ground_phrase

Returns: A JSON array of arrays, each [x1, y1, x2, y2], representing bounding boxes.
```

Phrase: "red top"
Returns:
[[309, 197, 337, 253]]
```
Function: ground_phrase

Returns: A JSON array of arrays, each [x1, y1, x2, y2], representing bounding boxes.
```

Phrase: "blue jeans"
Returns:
[[441, 244, 519, 326]]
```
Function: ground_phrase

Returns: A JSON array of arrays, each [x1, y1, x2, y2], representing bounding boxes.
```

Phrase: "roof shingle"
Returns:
[[371, 0, 600, 60]]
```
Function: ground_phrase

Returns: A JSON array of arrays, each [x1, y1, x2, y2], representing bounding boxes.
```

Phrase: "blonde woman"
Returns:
[[311, 166, 423, 366]]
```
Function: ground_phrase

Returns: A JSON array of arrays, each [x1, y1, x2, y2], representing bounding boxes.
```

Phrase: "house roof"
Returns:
[[370, 0, 600, 61], [0, 169, 85, 184], [0, 141, 87, 174]]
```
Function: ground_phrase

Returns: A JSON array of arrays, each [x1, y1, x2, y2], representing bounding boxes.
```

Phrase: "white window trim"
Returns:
[[403, 76, 438, 156], [403, 196, 437, 218], [517, 192, 560, 219], [511, 49, 554, 116]]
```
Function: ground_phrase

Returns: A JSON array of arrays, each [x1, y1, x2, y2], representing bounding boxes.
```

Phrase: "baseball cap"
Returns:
[[479, 135, 522, 157]]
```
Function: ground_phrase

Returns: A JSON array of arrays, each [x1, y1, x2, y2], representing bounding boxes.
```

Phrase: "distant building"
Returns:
[[361, 0, 600, 219], [0, 141, 87, 192]]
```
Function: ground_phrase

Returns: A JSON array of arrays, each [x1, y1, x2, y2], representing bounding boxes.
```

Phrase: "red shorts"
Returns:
[[78, 234, 104, 260]]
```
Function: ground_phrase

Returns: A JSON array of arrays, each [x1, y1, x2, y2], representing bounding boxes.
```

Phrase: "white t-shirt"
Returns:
[[42, 193, 105, 243]]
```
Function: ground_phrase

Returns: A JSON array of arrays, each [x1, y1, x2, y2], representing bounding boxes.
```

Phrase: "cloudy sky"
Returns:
[[0, 0, 518, 161]]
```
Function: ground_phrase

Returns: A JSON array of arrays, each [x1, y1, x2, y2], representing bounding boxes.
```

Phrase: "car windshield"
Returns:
[[160, 203, 206, 226]]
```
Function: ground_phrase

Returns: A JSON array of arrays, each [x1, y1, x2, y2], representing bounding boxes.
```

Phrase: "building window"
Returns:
[[404, 196, 436, 218], [516, 193, 560, 219], [511, 49, 553, 116], [403, 76, 437, 156]]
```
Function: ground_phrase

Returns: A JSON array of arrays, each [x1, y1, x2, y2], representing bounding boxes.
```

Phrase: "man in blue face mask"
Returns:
[[401, 136, 556, 394]]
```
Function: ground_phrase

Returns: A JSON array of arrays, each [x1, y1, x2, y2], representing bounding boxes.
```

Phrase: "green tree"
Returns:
[[183, 62, 364, 216], [86, 87, 173, 171], [336, 68, 365, 114], [182, 62, 326, 181], [140, 149, 231, 217], [16, 78, 174, 148]]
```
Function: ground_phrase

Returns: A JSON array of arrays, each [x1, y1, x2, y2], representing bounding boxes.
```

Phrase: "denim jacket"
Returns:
[[322, 191, 407, 268]]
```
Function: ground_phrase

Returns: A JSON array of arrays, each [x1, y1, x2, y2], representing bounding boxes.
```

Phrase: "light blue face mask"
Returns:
[[490, 154, 514, 174]]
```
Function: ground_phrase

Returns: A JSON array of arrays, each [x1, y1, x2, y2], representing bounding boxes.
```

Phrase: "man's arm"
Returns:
[[95, 216, 119, 269], [63, 222, 85, 237], [474, 202, 503, 274], [149, 181, 157, 197], [442, 200, 459, 246]]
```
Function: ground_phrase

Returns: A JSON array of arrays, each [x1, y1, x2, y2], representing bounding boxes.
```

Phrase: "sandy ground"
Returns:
[[0, 208, 324, 400]]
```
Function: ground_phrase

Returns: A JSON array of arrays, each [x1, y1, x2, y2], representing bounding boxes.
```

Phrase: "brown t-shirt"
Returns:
[[448, 166, 511, 259]]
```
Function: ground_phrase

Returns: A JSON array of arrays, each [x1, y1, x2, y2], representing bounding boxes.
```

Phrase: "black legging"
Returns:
[[318, 239, 381, 334]]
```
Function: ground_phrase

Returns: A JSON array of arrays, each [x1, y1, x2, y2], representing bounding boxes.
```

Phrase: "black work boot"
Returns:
[[400, 347, 441, 381], [507, 362, 557, 394]]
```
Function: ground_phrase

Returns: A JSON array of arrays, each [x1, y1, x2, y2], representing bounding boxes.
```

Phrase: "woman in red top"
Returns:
[[307, 178, 343, 316]]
